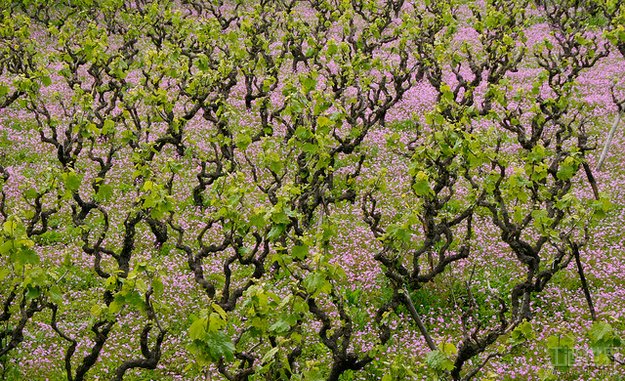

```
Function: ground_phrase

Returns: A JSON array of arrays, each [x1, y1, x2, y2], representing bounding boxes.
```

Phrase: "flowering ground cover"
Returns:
[[2, 0, 625, 380]]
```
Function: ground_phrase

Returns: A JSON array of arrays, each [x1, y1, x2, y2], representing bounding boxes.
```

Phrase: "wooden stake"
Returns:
[[597, 112, 623, 171]]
